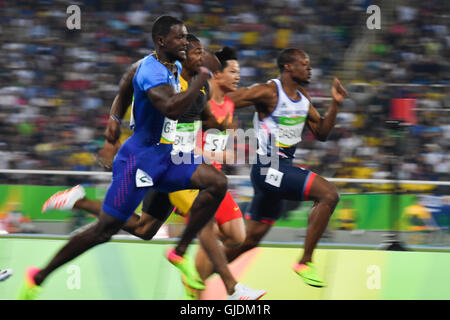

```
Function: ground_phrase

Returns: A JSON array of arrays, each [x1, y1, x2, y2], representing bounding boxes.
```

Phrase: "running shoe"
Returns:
[[0, 268, 13, 282], [42, 185, 86, 213], [165, 248, 205, 290], [293, 262, 327, 287], [181, 274, 200, 300], [227, 283, 266, 300], [16, 267, 42, 300]]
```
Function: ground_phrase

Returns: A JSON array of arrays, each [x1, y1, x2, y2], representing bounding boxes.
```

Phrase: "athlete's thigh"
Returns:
[[188, 162, 227, 190], [218, 217, 246, 245], [245, 187, 284, 225], [102, 156, 149, 222], [254, 164, 317, 202], [305, 174, 339, 203], [141, 188, 174, 222]]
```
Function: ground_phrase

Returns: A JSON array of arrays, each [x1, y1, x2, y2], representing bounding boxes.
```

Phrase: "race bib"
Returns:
[[276, 116, 305, 148], [265, 167, 284, 188], [204, 131, 228, 152], [173, 121, 201, 153], [160, 117, 178, 144]]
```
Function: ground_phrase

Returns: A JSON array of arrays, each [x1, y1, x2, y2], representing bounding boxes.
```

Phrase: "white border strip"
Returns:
[[0, 169, 449, 185]]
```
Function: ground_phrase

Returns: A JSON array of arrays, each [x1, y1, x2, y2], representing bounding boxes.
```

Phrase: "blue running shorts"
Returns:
[[102, 140, 201, 222], [245, 157, 317, 225]]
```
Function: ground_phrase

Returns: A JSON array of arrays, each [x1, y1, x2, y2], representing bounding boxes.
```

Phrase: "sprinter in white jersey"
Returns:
[[226, 48, 348, 287]]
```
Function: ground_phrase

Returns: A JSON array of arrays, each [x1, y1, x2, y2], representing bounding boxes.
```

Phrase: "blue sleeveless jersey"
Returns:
[[102, 55, 204, 222], [130, 54, 181, 146]]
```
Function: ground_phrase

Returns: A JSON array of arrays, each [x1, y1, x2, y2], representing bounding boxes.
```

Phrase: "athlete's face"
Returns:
[[214, 60, 240, 93], [290, 53, 312, 85], [184, 41, 204, 73], [161, 24, 189, 62]]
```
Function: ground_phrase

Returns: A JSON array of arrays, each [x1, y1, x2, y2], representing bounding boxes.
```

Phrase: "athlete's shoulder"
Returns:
[[297, 86, 312, 103], [131, 58, 144, 71], [252, 80, 277, 99], [139, 55, 165, 72], [264, 80, 278, 90], [134, 55, 170, 91]]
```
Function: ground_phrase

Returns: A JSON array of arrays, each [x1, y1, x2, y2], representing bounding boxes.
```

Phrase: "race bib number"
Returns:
[[203, 132, 228, 152], [265, 167, 283, 188], [173, 121, 200, 153], [277, 116, 305, 147], [160, 117, 178, 144]]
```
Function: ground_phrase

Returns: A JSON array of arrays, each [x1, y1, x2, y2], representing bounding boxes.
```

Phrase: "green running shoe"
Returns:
[[293, 262, 327, 288], [17, 267, 42, 300], [181, 274, 200, 300], [166, 248, 205, 290]]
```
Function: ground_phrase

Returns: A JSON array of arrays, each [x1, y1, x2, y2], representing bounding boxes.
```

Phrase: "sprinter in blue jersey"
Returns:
[[17, 16, 230, 300]]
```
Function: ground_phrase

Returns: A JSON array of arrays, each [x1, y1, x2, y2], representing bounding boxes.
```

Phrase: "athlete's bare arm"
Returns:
[[227, 82, 277, 117], [147, 67, 211, 120], [104, 60, 141, 143], [303, 77, 347, 141], [99, 60, 141, 169]]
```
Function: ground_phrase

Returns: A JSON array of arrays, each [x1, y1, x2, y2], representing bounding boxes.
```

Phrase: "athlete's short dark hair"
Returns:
[[187, 34, 200, 44], [277, 48, 301, 72], [214, 46, 238, 71], [151, 15, 184, 43]]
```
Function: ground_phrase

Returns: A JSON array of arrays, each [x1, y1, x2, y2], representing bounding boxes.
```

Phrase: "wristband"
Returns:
[[110, 115, 122, 124]]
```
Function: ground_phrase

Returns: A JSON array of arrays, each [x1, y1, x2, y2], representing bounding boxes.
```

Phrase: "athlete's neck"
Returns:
[[181, 68, 196, 83], [280, 74, 302, 101], [154, 50, 177, 73], [210, 80, 226, 105]]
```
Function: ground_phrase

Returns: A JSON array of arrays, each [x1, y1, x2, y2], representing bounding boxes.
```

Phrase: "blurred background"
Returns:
[[0, 0, 448, 248]]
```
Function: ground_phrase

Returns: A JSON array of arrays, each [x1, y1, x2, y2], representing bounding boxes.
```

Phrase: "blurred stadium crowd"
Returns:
[[0, 0, 448, 193]]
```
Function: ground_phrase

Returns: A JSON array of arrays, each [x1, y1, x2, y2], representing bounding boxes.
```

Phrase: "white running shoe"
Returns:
[[42, 185, 86, 213], [227, 283, 266, 300], [0, 268, 13, 282]]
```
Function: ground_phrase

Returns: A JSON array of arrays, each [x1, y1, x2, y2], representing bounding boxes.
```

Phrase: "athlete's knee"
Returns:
[[223, 232, 246, 248], [139, 231, 155, 241], [136, 220, 162, 241], [228, 229, 246, 247], [240, 232, 262, 251], [322, 186, 340, 211]]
